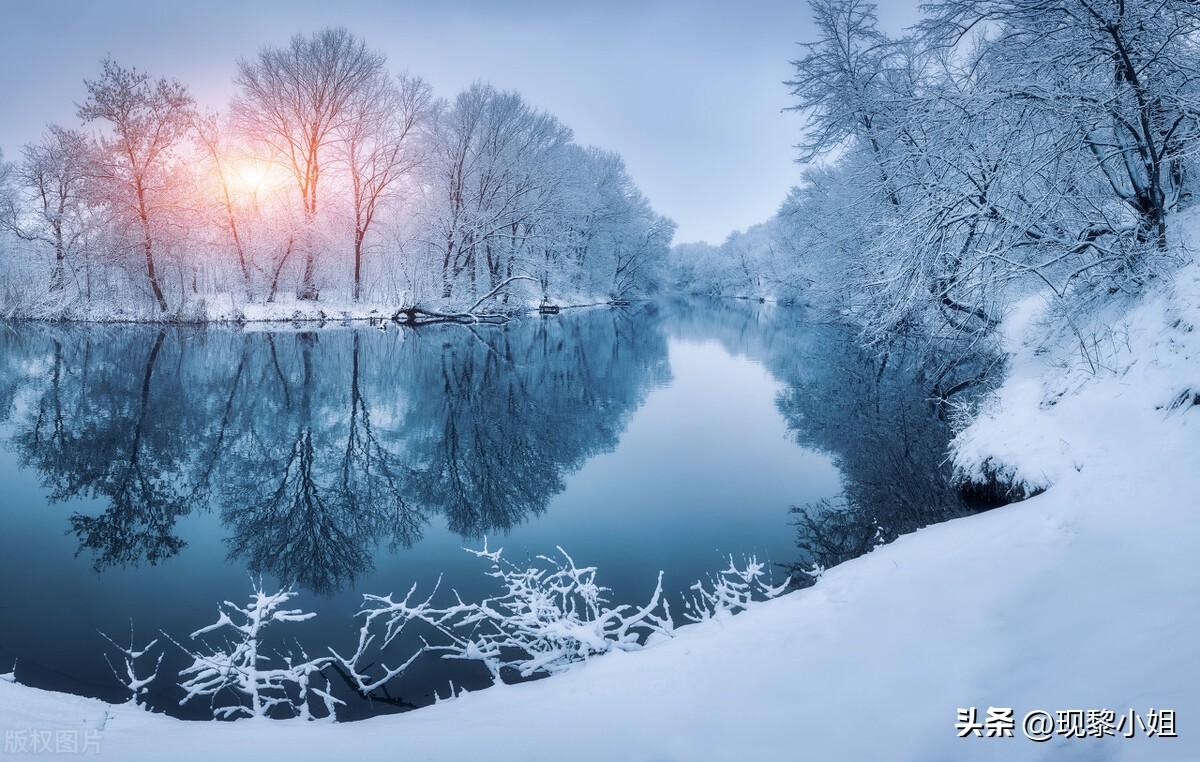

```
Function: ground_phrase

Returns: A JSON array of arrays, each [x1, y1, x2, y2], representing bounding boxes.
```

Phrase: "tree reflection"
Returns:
[[776, 330, 996, 581], [220, 331, 428, 593], [0, 307, 668, 593], [9, 329, 193, 569], [664, 297, 996, 584]]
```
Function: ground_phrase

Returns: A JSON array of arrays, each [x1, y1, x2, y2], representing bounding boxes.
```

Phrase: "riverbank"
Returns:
[[0, 292, 627, 326], [2, 257, 1197, 759]]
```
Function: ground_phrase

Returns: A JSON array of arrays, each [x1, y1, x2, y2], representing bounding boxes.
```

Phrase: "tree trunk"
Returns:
[[228, 210, 252, 298], [298, 203, 318, 301], [268, 235, 294, 304], [353, 228, 364, 302], [137, 196, 168, 312], [50, 225, 66, 293], [441, 236, 454, 300]]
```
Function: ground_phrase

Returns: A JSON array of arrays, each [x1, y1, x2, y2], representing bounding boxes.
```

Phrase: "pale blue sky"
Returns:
[[0, 0, 919, 244]]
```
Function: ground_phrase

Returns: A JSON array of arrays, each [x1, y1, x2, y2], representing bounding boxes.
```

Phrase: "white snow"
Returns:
[[3, 254, 1199, 759]]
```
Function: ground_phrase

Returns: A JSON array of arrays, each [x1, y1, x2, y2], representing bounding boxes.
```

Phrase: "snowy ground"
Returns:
[[2, 256, 1198, 759]]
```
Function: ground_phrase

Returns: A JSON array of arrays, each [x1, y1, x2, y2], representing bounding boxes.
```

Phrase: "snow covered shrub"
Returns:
[[172, 582, 342, 720], [682, 556, 789, 623], [126, 548, 791, 718], [99, 623, 163, 708], [337, 542, 676, 689]]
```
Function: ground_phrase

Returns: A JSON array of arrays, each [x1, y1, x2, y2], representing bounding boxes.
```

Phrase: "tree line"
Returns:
[[0, 27, 674, 319], [673, 0, 1199, 379]]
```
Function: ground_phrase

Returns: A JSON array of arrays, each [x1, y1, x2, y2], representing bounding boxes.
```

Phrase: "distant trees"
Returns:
[[0, 28, 671, 319], [1, 127, 90, 292], [667, 218, 806, 303]]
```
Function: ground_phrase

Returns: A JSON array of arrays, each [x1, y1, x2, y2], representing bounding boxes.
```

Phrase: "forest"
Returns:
[[671, 0, 1199, 387], [0, 28, 674, 321]]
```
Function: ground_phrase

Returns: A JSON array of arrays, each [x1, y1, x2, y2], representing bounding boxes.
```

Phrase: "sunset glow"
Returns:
[[228, 159, 282, 198]]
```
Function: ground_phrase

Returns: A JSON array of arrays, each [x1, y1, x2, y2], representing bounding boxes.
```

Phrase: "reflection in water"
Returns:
[[663, 298, 990, 581], [0, 300, 986, 595], [0, 306, 669, 593], [778, 332, 993, 581], [0, 299, 991, 718]]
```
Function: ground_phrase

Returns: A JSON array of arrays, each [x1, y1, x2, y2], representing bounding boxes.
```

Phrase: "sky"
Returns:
[[0, 0, 920, 245]]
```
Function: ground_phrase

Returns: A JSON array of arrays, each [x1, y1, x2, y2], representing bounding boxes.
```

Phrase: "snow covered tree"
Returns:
[[337, 73, 432, 301], [922, 0, 1200, 255], [786, 0, 904, 205], [233, 27, 387, 301], [423, 83, 572, 304], [78, 58, 194, 312], [0, 127, 91, 293]]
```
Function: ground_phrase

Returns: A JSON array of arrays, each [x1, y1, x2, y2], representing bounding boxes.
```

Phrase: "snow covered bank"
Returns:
[[1, 292, 623, 325], [3, 263, 1198, 759]]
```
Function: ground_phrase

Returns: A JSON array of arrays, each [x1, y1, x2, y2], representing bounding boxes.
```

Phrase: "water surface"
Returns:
[[0, 300, 974, 717]]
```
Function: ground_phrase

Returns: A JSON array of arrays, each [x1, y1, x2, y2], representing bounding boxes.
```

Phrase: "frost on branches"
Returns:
[[173, 583, 342, 720], [683, 556, 789, 623], [99, 623, 163, 708], [111, 548, 787, 720], [338, 543, 677, 689]]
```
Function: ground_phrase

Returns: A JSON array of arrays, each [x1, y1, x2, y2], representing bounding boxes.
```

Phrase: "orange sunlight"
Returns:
[[227, 158, 283, 199]]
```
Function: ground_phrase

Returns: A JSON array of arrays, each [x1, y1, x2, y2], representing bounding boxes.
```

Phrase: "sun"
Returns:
[[227, 159, 283, 199]]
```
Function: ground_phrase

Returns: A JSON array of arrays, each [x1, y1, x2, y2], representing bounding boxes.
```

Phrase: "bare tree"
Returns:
[[1, 127, 91, 292], [338, 73, 433, 301], [922, 0, 1200, 254], [192, 111, 253, 296], [233, 27, 387, 300], [786, 0, 903, 205], [78, 58, 193, 312]]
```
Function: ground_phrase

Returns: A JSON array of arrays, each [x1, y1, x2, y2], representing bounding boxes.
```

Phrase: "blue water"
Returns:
[[0, 299, 971, 718]]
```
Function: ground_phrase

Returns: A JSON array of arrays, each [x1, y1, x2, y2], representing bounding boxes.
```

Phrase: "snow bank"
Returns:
[[4, 291, 625, 324], [954, 217, 1200, 495], [3, 260, 1198, 759]]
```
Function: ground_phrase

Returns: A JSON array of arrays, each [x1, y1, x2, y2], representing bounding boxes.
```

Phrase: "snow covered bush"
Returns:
[[105, 548, 790, 718], [682, 556, 788, 623], [172, 582, 342, 720], [337, 543, 676, 689], [99, 623, 163, 708]]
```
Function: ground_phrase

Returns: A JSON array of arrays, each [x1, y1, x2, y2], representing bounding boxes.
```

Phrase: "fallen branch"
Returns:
[[468, 275, 538, 313], [389, 307, 512, 325], [392, 276, 540, 326]]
